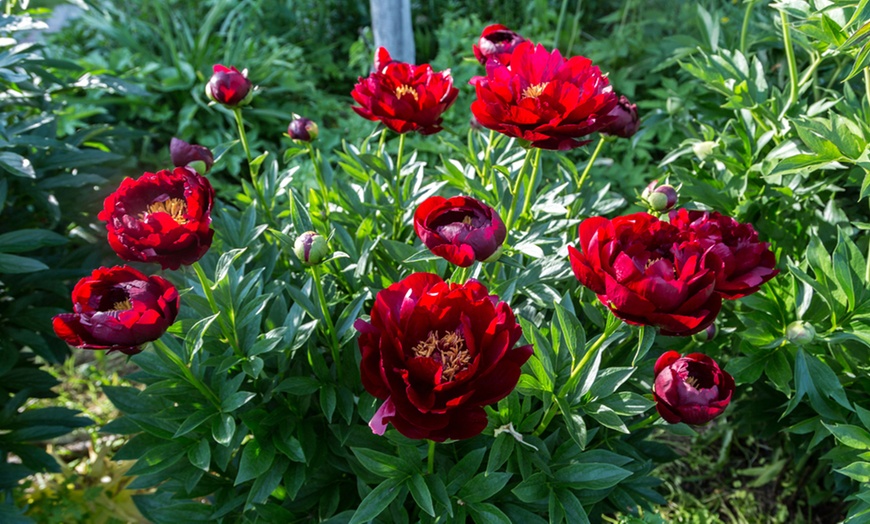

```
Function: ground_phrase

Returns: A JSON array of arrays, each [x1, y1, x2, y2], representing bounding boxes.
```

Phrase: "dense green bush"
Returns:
[[12, 0, 870, 522]]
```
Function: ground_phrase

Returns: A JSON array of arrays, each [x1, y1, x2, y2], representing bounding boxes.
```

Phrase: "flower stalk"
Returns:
[[153, 338, 222, 410], [427, 440, 436, 475], [312, 264, 342, 378]]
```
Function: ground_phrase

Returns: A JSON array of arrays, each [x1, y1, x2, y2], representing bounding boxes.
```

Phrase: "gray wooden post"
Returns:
[[369, 0, 415, 65]]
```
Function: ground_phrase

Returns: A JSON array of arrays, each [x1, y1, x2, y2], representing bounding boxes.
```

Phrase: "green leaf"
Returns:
[[188, 439, 211, 471], [467, 502, 511, 524], [214, 248, 247, 285], [0, 229, 67, 253], [174, 410, 216, 439], [822, 422, 870, 450], [274, 376, 321, 396], [351, 448, 413, 479], [447, 448, 486, 494], [0, 253, 48, 274], [235, 439, 276, 485], [554, 303, 585, 364], [556, 489, 590, 524], [557, 396, 587, 450], [407, 473, 435, 517], [222, 391, 256, 412], [553, 463, 632, 490], [212, 413, 235, 446], [512, 472, 549, 503], [589, 368, 635, 399], [0, 152, 35, 178], [459, 472, 512, 503], [835, 462, 870, 482], [486, 434, 515, 473], [349, 478, 402, 524]]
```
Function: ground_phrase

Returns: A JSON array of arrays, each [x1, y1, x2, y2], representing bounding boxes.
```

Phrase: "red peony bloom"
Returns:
[[351, 48, 459, 135], [668, 209, 778, 299], [355, 273, 532, 441], [206, 64, 253, 107], [170, 137, 214, 174], [52, 266, 179, 355], [568, 212, 722, 336], [414, 196, 506, 267], [473, 24, 529, 67], [470, 42, 618, 150], [653, 351, 734, 425], [600, 95, 640, 138], [98, 167, 215, 271]]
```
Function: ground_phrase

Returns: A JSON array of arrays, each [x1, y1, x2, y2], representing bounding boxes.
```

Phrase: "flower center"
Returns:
[[144, 197, 188, 224], [395, 84, 419, 101], [413, 330, 471, 382], [685, 375, 701, 389], [522, 82, 549, 99], [112, 299, 133, 311], [461, 215, 473, 225]]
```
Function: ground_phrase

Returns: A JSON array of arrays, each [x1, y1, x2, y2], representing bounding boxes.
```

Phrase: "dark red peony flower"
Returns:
[[473, 24, 529, 66], [653, 351, 734, 425], [98, 167, 215, 271], [52, 266, 180, 355], [568, 212, 722, 336], [669, 209, 778, 299], [206, 64, 253, 107], [170, 137, 214, 174], [600, 95, 640, 138], [470, 42, 618, 150], [355, 273, 532, 441], [351, 48, 459, 135], [414, 196, 506, 267]]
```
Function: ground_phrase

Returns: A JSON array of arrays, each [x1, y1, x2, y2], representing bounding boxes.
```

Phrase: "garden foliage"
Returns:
[[8, 0, 870, 523]]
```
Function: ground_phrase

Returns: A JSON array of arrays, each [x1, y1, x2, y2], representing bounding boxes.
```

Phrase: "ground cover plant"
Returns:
[[6, 0, 870, 522]]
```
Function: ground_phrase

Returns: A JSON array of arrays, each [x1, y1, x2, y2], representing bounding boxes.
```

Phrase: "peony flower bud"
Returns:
[[786, 320, 816, 345], [692, 323, 718, 343], [294, 231, 329, 266], [600, 95, 640, 139], [653, 351, 734, 425], [288, 117, 319, 142], [170, 137, 214, 174], [473, 24, 529, 67], [642, 181, 678, 212], [206, 64, 253, 108]]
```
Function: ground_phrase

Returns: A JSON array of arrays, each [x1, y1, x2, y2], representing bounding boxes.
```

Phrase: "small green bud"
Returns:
[[692, 324, 718, 343], [786, 320, 816, 345], [294, 231, 329, 266]]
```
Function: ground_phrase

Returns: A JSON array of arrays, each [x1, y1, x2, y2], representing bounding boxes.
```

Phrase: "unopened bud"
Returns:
[[294, 231, 329, 266], [642, 181, 678, 212], [786, 320, 815, 345], [692, 323, 718, 343], [288, 117, 319, 142], [692, 141, 717, 160]]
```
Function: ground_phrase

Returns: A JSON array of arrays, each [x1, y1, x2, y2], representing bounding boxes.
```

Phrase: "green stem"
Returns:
[[576, 136, 605, 194], [739, 0, 756, 56], [553, 0, 570, 49], [628, 413, 659, 432], [483, 129, 496, 190], [519, 148, 542, 226], [232, 107, 254, 172], [307, 143, 330, 218], [532, 315, 620, 437], [233, 108, 274, 224], [505, 148, 534, 231], [450, 264, 471, 284], [312, 265, 342, 378], [427, 440, 436, 475], [153, 338, 222, 409], [376, 127, 387, 157], [392, 133, 407, 234], [779, 10, 800, 115], [532, 402, 559, 437]]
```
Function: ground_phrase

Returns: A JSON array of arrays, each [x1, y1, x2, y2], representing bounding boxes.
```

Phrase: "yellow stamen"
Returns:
[[522, 82, 549, 99], [112, 299, 132, 311], [461, 215, 473, 225], [685, 375, 700, 389], [144, 198, 188, 224], [413, 331, 471, 382], [394, 84, 419, 101]]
